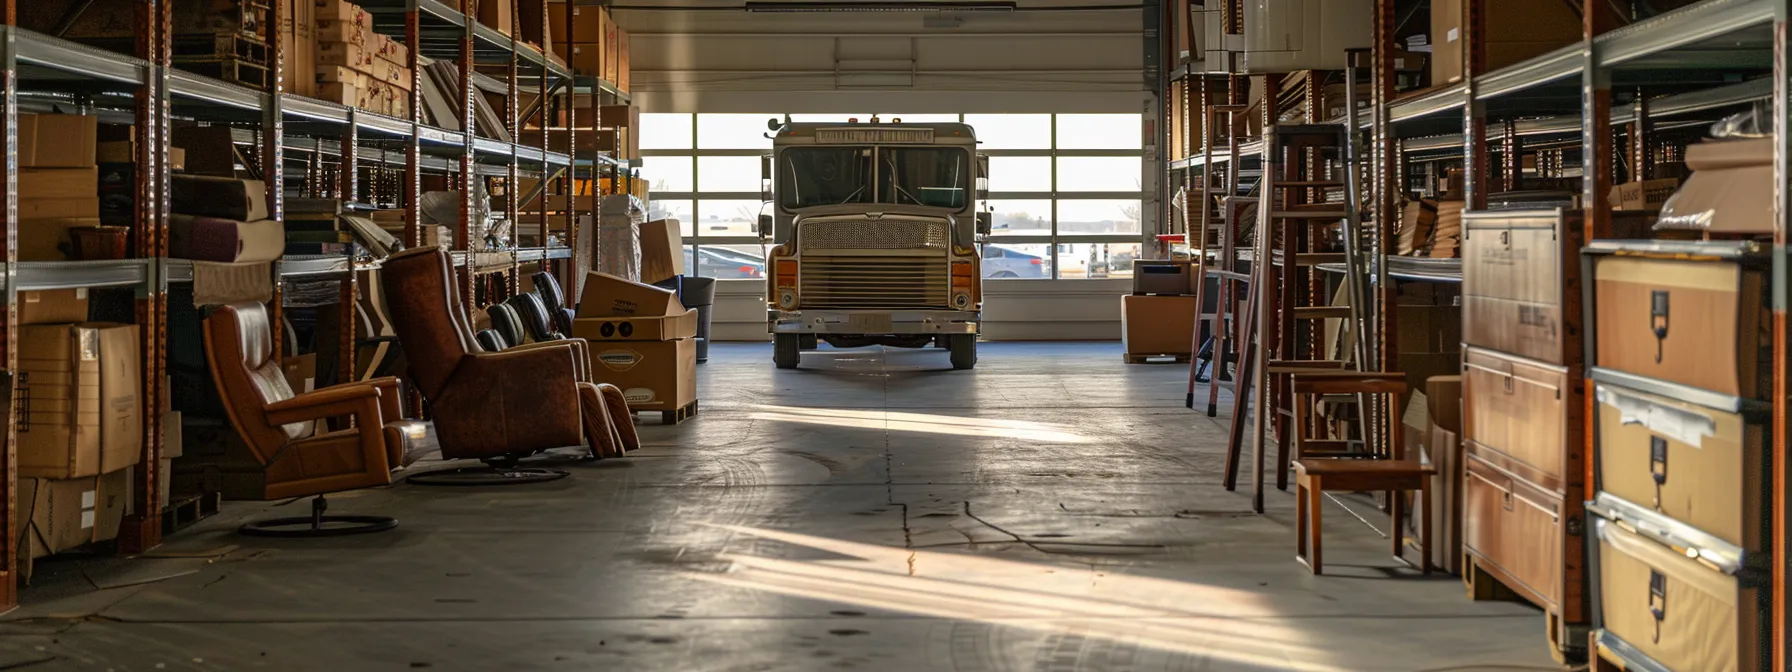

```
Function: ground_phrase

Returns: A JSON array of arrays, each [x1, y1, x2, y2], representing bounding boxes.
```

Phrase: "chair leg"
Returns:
[[1308, 476, 1323, 575], [1420, 482, 1433, 575], [1390, 487, 1406, 562], [1295, 480, 1308, 568]]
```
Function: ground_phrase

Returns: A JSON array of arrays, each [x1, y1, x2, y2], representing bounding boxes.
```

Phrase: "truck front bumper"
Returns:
[[769, 309, 980, 335]]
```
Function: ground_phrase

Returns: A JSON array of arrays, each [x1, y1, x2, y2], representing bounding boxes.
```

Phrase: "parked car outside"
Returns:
[[982, 244, 1048, 279]]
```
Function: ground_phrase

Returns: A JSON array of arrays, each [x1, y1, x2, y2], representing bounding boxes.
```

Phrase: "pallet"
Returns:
[[161, 491, 224, 535], [635, 399, 699, 425], [1123, 353, 1192, 364]]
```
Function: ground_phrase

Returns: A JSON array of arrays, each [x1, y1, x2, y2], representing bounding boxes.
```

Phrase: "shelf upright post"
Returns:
[[459, 0, 477, 314], [507, 0, 521, 297], [1369, 0, 1396, 453], [1773, 0, 1792, 667], [118, 0, 170, 556], [265, 0, 287, 365], [1500, 119, 1520, 192], [1461, 0, 1487, 213], [1629, 92, 1650, 181], [405, 3, 423, 249], [340, 113, 360, 387], [0, 1, 19, 611]]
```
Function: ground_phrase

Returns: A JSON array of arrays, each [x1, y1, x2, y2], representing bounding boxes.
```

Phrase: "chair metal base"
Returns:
[[238, 496, 397, 538], [405, 466, 570, 487]]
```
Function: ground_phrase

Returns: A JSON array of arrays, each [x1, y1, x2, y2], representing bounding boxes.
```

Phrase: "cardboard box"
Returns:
[[562, 42, 604, 76], [17, 324, 142, 479], [19, 217, 102, 261], [18, 289, 90, 326], [519, 128, 619, 153], [576, 272, 686, 318], [283, 0, 317, 96], [1426, 375, 1463, 435], [1432, 0, 1583, 85], [1131, 259, 1196, 295], [477, 0, 514, 35], [19, 113, 98, 168], [316, 0, 373, 25], [591, 338, 696, 411], [639, 218, 684, 284], [22, 167, 97, 200], [617, 28, 630, 93], [1121, 294, 1197, 357], [572, 309, 698, 342], [158, 457, 173, 510], [21, 198, 100, 220], [17, 468, 131, 569], [548, 3, 606, 45], [282, 354, 317, 394], [1657, 138, 1770, 233], [1396, 304, 1463, 354], [1609, 177, 1681, 211]]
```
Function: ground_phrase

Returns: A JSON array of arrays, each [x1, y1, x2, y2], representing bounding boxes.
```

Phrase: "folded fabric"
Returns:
[[171, 215, 284, 263], [191, 261, 273, 308], [171, 175, 269, 221]]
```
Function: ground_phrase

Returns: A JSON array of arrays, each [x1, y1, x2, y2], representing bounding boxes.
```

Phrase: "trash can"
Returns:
[[654, 276, 717, 362]]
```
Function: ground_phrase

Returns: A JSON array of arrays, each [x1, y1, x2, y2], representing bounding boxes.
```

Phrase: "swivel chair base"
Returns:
[[405, 463, 570, 487], [239, 495, 397, 538]]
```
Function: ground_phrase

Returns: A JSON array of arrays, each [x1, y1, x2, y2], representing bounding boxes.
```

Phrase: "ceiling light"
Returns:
[[744, 1, 1017, 12]]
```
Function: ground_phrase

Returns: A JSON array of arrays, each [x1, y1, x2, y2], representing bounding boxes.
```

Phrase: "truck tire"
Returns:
[[774, 334, 801, 369], [949, 334, 977, 370]]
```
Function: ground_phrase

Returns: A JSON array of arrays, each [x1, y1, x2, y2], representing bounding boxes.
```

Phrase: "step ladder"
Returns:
[[1186, 102, 1252, 401], [1219, 108, 1379, 513]]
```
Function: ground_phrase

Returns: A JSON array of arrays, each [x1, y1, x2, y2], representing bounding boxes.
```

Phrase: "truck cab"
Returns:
[[762, 119, 989, 370]]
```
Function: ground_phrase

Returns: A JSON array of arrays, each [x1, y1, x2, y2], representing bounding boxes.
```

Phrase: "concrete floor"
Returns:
[[0, 342, 1564, 672]]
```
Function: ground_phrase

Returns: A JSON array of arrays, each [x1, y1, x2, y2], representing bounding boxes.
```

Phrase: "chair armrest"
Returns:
[[265, 383, 382, 425], [504, 339, 590, 382], [463, 342, 581, 390]]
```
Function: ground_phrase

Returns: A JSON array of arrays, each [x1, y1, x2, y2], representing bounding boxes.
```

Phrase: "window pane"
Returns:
[[694, 244, 768, 280], [1079, 242, 1139, 279], [1056, 113, 1143, 150], [695, 200, 766, 238], [962, 114, 1050, 149], [980, 243, 1051, 279], [1057, 199, 1142, 235], [986, 157, 1051, 193], [986, 199, 1052, 236], [647, 199, 695, 236], [640, 156, 693, 193], [696, 113, 775, 149], [640, 113, 692, 150], [697, 156, 763, 192], [1056, 157, 1142, 192]]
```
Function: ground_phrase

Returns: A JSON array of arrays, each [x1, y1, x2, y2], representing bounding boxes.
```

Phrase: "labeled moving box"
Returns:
[[17, 468, 131, 578], [574, 272, 698, 412], [17, 324, 143, 479]]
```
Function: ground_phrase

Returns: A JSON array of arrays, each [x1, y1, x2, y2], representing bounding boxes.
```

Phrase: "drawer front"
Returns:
[[1593, 256, 1767, 398], [1596, 516, 1759, 672], [1465, 455, 1565, 611], [1463, 223, 1563, 305], [1464, 295, 1566, 364], [1595, 382, 1765, 550], [1463, 347, 1571, 483]]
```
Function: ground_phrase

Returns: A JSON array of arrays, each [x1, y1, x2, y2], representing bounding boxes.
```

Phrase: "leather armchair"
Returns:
[[380, 246, 638, 461], [204, 301, 419, 536]]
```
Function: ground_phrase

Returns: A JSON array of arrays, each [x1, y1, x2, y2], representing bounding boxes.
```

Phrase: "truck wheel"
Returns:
[[949, 334, 977, 370], [774, 334, 801, 369], [800, 334, 818, 350]]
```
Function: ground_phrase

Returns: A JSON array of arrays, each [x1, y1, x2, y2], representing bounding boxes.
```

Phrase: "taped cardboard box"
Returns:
[[1121, 294, 1197, 357], [591, 337, 696, 411], [18, 113, 97, 169], [572, 309, 698, 342], [21, 198, 100, 220], [16, 323, 143, 479], [576, 271, 685, 318], [16, 468, 131, 580], [19, 289, 90, 326], [19, 217, 101, 261], [1609, 177, 1681, 212], [22, 167, 97, 200], [639, 218, 684, 284]]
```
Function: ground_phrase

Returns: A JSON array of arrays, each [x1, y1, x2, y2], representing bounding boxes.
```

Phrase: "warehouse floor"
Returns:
[[3, 343, 1560, 671]]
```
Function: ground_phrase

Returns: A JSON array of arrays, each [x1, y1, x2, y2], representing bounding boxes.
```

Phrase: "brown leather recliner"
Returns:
[[204, 301, 422, 536], [379, 246, 638, 463]]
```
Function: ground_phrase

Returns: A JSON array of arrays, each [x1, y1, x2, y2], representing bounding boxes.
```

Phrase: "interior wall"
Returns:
[[618, 1, 1149, 341]]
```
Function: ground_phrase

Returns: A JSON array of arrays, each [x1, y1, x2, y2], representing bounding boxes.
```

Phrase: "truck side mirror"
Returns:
[[760, 155, 773, 203], [976, 154, 990, 201], [758, 214, 773, 238], [976, 211, 992, 236]]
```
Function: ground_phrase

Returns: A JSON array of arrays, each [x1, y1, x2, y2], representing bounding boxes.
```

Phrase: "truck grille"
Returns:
[[800, 256, 949, 309]]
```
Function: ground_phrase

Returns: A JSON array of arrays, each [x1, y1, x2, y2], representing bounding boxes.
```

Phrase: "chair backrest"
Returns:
[[379, 247, 473, 397], [202, 302, 308, 462]]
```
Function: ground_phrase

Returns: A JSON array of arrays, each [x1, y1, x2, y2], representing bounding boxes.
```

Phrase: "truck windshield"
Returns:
[[779, 146, 968, 210]]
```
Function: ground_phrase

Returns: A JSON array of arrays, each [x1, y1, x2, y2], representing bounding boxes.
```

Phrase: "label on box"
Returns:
[[597, 349, 641, 371], [79, 329, 98, 361], [624, 387, 655, 404]]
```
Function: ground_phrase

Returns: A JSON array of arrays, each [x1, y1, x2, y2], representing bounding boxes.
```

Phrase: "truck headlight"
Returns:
[[952, 292, 972, 310], [778, 288, 798, 310]]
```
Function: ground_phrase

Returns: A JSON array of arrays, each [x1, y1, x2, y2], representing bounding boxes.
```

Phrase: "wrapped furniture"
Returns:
[[202, 301, 421, 537], [379, 247, 637, 467]]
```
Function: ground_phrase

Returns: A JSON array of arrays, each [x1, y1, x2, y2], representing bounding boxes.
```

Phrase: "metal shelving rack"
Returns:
[[1166, 0, 1790, 665], [0, 0, 629, 612]]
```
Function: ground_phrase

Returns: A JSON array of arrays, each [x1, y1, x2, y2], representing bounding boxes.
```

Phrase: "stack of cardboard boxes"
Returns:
[[18, 113, 103, 262], [547, 3, 630, 93], [572, 273, 699, 422], [1121, 260, 1202, 363], [314, 0, 413, 118], [14, 291, 143, 579]]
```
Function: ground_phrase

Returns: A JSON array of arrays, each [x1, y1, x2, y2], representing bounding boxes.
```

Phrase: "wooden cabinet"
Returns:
[[1465, 450, 1581, 623], [1588, 241, 1771, 400]]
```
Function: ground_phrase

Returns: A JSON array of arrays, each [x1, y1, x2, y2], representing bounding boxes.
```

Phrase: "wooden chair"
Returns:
[[1289, 372, 1434, 575]]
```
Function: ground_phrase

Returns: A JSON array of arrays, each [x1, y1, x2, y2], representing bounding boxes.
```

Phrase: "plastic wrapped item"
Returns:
[[597, 194, 645, 280], [1709, 101, 1770, 140], [419, 183, 495, 249], [1655, 138, 1771, 234]]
